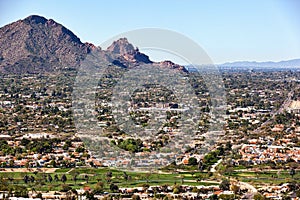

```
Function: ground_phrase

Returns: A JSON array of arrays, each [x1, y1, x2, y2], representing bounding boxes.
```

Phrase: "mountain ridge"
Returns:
[[0, 15, 185, 74], [1, 15, 299, 74], [220, 58, 300, 68]]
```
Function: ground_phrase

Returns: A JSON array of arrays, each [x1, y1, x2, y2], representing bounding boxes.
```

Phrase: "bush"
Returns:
[[218, 194, 235, 200], [13, 185, 28, 197], [192, 187, 199, 193], [36, 193, 43, 199], [60, 184, 72, 192], [132, 194, 141, 200], [188, 157, 198, 165], [253, 193, 266, 200], [219, 179, 230, 191], [173, 187, 180, 194]]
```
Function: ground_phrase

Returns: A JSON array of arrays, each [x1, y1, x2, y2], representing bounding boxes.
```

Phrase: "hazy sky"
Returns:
[[1, 0, 300, 64]]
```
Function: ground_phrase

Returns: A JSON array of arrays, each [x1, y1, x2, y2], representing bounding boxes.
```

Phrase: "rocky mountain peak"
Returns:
[[107, 37, 136, 55], [23, 15, 48, 25], [106, 38, 152, 66], [0, 15, 90, 73]]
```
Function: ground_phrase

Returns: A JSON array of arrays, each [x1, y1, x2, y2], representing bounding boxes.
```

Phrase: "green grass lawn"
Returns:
[[224, 169, 300, 186], [0, 167, 213, 192], [1, 167, 298, 192], [54, 168, 71, 173]]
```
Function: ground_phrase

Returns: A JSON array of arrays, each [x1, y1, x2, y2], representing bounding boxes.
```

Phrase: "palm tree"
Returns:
[[106, 171, 112, 183], [180, 175, 184, 184], [70, 171, 79, 185], [61, 174, 67, 184], [23, 175, 29, 184], [289, 168, 296, 179], [85, 175, 89, 183], [47, 174, 52, 183], [145, 172, 152, 183], [54, 174, 59, 182], [123, 172, 128, 181]]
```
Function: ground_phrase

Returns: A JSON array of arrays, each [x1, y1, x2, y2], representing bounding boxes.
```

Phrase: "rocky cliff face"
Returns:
[[106, 37, 152, 68], [156, 60, 188, 73], [0, 15, 90, 73], [107, 37, 135, 55]]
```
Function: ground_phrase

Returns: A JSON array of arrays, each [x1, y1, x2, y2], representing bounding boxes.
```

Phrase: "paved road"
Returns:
[[238, 181, 258, 199], [253, 90, 294, 134], [210, 159, 223, 173], [239, 181, 257, 193]]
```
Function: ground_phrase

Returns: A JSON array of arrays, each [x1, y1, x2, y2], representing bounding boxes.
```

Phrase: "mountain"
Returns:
[[0, 15, 186, 74], [105, 38, 189, 72], [106, 37, 152, 67], [220, 59, 300, 68], [156, 60, 188, 73], [0, 15, 209, 74], [0, 15, 91, 73]]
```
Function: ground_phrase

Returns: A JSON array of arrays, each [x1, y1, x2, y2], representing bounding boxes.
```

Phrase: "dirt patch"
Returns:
[[0, 168, 58, 173]]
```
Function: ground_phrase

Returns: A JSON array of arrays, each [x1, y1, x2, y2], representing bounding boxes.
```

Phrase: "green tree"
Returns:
[[85, 191, 96, 200], [173, 187, 179, 194], [85, 175, 89, 183], [54, 174, 59, 182], [94, 182, 104, 194], [109, 183, 119, 192], [132, 194, 141, 200], [188, 157, 198, 165], [253, 193, 266, 200], [61, 174, 67, 184], [218, 194, 235, 200], [76, 146, 85, 153], [8, 159, 14, 167], [36, 192, 43, 200], [231, 184, 240, 194], [47, 174, 53, 183], [60, 184, 72, 192], [289, 168, 296, 178], [219, 179, 230, 190]]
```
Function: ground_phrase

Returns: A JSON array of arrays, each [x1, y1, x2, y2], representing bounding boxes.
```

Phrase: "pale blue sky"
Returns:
[[0, 0, 299, 64]]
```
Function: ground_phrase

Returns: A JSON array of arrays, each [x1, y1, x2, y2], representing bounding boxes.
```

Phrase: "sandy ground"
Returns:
[[289, 100, 300, 109], [0, 168, 58, 173]]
